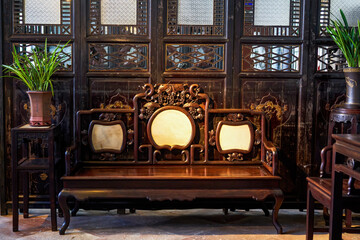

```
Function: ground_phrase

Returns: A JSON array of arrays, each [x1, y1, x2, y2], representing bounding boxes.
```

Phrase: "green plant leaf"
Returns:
[[1, 39, 70, 94]]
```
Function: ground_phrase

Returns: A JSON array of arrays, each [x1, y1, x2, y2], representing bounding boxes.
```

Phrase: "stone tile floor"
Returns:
[[0, 208, 359, 239]]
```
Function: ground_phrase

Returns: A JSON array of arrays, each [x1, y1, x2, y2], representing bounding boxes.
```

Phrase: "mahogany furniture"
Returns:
[[58, 84, 283, 235], [306, 107, 360, 240], [329, 134, 360, 240], [11, 124, 62, 231]]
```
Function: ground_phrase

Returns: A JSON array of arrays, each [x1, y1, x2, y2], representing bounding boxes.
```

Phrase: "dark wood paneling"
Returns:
[[0, 0, 6, 215], [89, 78, 150, 108], [165, 78, 226, 108], [241, 79, 299, 193], [1, 0, 353, 210]]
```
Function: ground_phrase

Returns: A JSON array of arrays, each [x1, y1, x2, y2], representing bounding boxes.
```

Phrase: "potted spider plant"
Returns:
[[2, 40, 69, 126], [326, 10, 360, 109]]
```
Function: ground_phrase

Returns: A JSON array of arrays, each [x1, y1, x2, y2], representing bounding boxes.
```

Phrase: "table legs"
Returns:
[[329, 170, 343, 240]]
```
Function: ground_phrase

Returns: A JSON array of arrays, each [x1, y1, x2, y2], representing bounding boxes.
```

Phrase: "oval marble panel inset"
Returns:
[[149, 107, 195, 150], [218, 124, 252, 152], [91, 123, 125, 152]]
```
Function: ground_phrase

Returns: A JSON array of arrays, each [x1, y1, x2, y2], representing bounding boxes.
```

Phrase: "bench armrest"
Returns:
[[65, 143, 78, 176], [320, 145, 332, 178], [263, 139, 278, 176]]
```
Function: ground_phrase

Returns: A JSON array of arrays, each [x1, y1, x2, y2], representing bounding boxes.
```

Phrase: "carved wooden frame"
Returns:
[[13, 0, 72, 35], [88, 120, 127, 154], [88, 0, 148, 36], [215, 120, 254, 154], [147, 106, 196, 151]]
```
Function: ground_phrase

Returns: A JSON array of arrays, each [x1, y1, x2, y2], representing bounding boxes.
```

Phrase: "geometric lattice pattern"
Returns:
[[242, 45, 300, 72], [14, 43, 72, 71], [244, 0, 301, 37], [90, 0, 148, 35], [254, 0, 290, 26], [101, 0, 137, 25], [319, 0, 360, 36], [317, 45, 347, 72], [178, 0, 213, 25], [25, 0, 61, 24], [166, 44, 224, 71], [89, 44, 148, 71], [14, 0, 71, 35], [330, 0, 360, 27], [167, 0, 224, 35]]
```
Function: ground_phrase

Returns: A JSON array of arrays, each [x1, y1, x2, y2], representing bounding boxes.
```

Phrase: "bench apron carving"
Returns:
[[59, 84, 283, 234]]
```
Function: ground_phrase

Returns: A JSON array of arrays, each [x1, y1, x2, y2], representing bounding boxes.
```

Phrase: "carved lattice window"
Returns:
[[89, 44, 148, 71], [14, 43, 72, 71], [242, 45, 300, 72], [89, 0, 148, 36], [13, 0, 72, 35], [244, 0, 301, 37], [167, 0, 224, 36], [166, 44, 224, 71], [317, 46, 347, 72], [319, 0, 360, 36]]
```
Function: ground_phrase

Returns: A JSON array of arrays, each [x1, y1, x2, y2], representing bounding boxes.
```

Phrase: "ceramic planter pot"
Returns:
[[27, 91, 52, 126], [342, 67, 360, 109]]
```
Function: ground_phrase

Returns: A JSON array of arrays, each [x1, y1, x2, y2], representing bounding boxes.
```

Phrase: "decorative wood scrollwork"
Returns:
[[254, 129, 262, 145], [99, 153, 116, 161], [127, 129, 134, 145], [99, 113, 117, 121], [181, 150, 190, 163], [139, 84, 205, 121], [226, 153, 243, 162], [100, 93, 132, 110], [266, 151, 273, 167], [208, 130, 216, 146], [153, 150, 162, 162], [226, 113, 244, 122]]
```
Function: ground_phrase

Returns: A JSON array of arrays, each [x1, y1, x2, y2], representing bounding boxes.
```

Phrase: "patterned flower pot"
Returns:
[[27, 91, 52, 126], [343, 68, 360, 109]]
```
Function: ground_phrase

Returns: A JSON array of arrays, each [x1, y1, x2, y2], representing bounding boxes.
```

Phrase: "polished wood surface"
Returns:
[[72, 165, 276, 179], [306, 138, 360, 240], [58, 84, 283, 235], [330, 134, 360, 240], [11, 125, 62, 232]]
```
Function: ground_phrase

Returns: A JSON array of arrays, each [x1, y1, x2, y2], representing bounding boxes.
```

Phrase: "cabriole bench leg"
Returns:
[[71, 200, 80, 216], [58, 191, 72, 235], [272, 192, 284, 234]]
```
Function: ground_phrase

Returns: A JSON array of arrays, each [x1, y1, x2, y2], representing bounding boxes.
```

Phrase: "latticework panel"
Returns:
[[89, 44, 148, 71], [317, 46, 347, 72], [14, 43, 72, 71], [244, 0, 301, 37], [319, 0, 360, 36], [13, 0, 72, 35], [166, 44, 224, 71], [167, 0, 224, 36], [89, 0, 148, 36], [242, 45, 300, 72]]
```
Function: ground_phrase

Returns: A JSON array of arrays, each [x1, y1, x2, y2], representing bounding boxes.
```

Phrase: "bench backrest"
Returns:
[[73, 84, 276, 174]]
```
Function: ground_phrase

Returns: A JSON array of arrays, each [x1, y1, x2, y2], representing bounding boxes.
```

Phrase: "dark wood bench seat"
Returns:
[[58, 84, 284, 234], [70, 165, 276, 179]]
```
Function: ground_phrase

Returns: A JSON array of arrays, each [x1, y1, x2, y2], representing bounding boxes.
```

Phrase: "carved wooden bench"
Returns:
[[58, 84, 283, 234]]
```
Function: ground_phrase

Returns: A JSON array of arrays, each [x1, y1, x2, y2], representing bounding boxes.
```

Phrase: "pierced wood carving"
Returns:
[[138, 84, 205, 121]]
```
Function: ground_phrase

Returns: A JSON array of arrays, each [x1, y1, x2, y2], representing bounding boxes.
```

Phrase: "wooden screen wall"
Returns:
[[0, 0, 356, 213]]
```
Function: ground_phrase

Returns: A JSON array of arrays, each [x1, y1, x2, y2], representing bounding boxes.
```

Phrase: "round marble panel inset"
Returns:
[[148, 107, 195, 150]]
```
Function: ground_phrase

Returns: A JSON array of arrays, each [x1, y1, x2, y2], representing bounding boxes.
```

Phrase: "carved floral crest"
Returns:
[[139, 84, 204, 120]]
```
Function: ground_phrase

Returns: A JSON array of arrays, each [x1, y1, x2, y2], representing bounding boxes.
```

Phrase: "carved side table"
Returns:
[[11, 124, 61, 231], [324, 107, 360, 175]]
